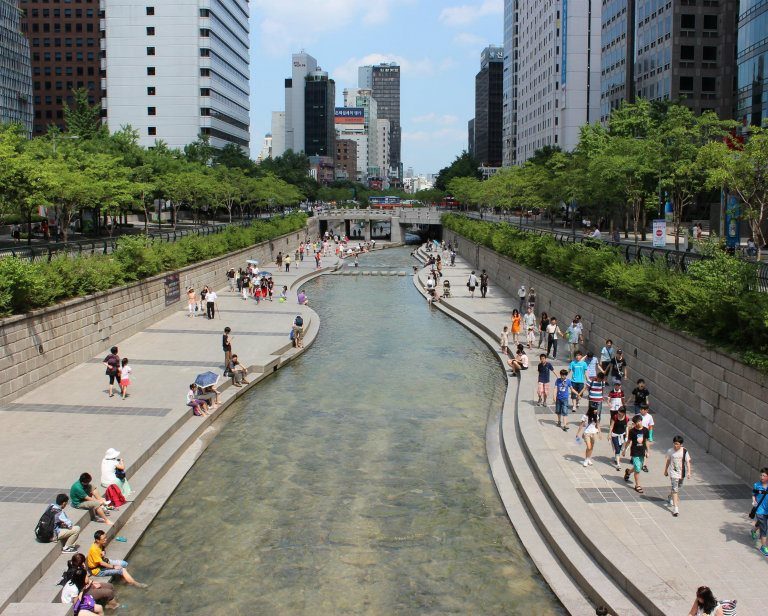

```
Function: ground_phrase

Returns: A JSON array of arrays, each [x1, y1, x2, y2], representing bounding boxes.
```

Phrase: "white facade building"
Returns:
[[270, 111, 285, 157], [511, 0, 601, 163], [256, 133, 272, 162], [104, 0, 250, 151], [343, 88, 378, 177], [284, 51, 317, 154]]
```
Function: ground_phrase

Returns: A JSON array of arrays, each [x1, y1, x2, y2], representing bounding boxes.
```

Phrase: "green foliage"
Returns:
[[443, 214, 768, 369], [435, 151, 482, 191], [0, 214, 307, 317], [63, 89, 107, 140]]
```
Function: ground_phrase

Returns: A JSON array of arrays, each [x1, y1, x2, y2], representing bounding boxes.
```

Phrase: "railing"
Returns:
[[0, 218, 259, 263], [461, 212, 768, 292]]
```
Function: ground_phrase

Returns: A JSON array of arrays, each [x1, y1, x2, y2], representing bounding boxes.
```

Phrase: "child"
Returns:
[[576, 405, 600, 467], [536, 354, 554, 406], [554, 369, 573, 431], [186, 384, 209, 417], [623, 414, 651, 493], [279, 285, 288, 302], [631, 379, 650, 413], [119, 358, 131, 400], [639, 403, 655, 471], [608, 381, 625, 419], [500, 326, 509, 356]]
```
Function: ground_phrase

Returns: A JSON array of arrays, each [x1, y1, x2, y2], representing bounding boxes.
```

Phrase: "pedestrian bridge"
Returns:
[[315, 208, 443, 242]]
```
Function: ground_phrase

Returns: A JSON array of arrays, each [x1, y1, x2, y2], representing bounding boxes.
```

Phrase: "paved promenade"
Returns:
[[416, 249, 762, 615], [0, 248, 337, 612]]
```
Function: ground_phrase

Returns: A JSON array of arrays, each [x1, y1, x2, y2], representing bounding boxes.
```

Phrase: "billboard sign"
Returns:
[[335, 107, 365, 124], [652, 220, 666, 247]]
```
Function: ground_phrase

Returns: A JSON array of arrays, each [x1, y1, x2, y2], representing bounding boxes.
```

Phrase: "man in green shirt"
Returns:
[[70, 472, 112, 526]]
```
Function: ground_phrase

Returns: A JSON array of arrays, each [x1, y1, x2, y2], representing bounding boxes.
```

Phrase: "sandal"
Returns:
[[634, 486, 644, 493], [642, 465, 649, 473]]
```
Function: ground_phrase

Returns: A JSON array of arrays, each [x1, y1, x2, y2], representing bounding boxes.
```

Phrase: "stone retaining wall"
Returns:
[[0, 227, 312, 401], [448, 232, 768, 483]]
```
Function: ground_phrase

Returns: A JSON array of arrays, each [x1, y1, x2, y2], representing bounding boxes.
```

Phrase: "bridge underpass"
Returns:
[[316, 208, 443, 243]]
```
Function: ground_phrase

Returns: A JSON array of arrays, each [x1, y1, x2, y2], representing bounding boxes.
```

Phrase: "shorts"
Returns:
[[756, 514, 768, 538], [537, 382, 550, 396], [555, 399, 569, 416], [583, 433, 596, 447], [571, 382, 584, 399], [120, 379, 131, 387], [669, 477, 684, 493], [107, 372, 118, 385], [93, 559, 129, 578], [631, 456, 644, 473]]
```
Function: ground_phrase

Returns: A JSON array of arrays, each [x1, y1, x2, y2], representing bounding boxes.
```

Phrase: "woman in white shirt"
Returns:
[[576, 405, 601, 467], [100, 448, 131, 496]]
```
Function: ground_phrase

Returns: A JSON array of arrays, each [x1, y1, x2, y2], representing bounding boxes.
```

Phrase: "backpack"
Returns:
[[719, 599, 737, 616], [294, 316, 304, 327], [34, 505, 56, 542]]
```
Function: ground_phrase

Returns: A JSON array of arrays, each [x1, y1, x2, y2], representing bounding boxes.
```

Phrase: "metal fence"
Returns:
[[0, 219, 260, 263], [463, 212, 768, 292]]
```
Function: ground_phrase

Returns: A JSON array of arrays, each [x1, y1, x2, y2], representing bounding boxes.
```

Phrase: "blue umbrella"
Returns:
[[194, 371, 219, 388], [257, 271, 272, 277]]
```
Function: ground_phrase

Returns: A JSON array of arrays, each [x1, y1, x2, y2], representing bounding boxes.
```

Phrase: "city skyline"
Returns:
[[248, 0, 504, 175]]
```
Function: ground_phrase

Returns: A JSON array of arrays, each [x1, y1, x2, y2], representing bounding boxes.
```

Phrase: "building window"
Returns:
[[200, 29, 210, 37], [703, 15, 718, 30], [146, 7, 155, 16], [703, 46, 717, 61], [200, 48, 210, 57], [147, 87, 156, 95], [148, 107, 156, 115], [679, 76, 694, 91], [701, 77, 716, 92], [147, 66, 156, 76], [200, 68, 210, 77], [148, 127, 156, 135], [200, 88, 210, 96], [147, 47, 155, 56], [200, 9, 210, 17], [146, 27, 155, 36], [200, 108, 211, 116], [680, 45, 694, 60], [681, 14, 695, 29]]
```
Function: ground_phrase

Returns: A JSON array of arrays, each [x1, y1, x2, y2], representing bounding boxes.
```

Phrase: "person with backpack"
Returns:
[[293, 315, 305, 348], [664, 435, 692, 517], [36, 493, 81, 552]]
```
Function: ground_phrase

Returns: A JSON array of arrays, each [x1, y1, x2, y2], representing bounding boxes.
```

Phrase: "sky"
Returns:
[[248, 0, 504, 176]]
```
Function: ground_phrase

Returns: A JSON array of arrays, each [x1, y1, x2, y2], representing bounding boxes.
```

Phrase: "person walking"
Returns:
[[599, 339, 615, 373], [523, 306, 537, 348], [227, 269, 236, 292], [479, 270, 489, 298], [608, 406, 629, 470], [517, 284, 527, 312], [546, 317, 563, 359], [510, 309, 522, 344], [467, 271, 478, 298], [751, 467, 768, 556], [536, 354, 555, 406], [569, 351, 589, 413], [187, 287, 197, 317], [206, 288, 217, 319], [576, 405, 601, 467], [222, 327, 233, 376], [538, 312, 549, 349], [623, 415, 651, 493], [565, 318, 583, 360], [102, 346, 120, 398], [611, 349, 629, 384], [664, 435, 692, 517], [284, 254, 291, 272], [119, 358, 131, 399], [554, 369, 574, 431]]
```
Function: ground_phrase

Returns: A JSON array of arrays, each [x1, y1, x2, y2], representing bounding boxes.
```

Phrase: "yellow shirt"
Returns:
[[87, 543, 104, 575]]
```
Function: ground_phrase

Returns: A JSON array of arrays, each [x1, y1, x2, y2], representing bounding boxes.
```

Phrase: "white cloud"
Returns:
[[332, 53, 436, 84], [252, 0, 406, 56], [453, 32, 487, 47], [412, 113, 459, 126], [439, 0, 503, 27]]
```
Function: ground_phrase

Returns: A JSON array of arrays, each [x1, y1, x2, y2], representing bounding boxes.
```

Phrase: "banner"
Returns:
[[652, 220, 666, 247], [725, 194, 740, 249]]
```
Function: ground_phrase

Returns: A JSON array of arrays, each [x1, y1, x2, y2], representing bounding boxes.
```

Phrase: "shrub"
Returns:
[[443, 213, 768, 369]]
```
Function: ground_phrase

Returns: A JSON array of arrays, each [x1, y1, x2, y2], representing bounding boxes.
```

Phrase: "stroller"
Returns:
[[442, 279, 451, 298]]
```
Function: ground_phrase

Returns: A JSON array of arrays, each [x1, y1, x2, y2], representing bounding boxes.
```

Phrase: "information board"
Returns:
[[164, 273, 180, 306]]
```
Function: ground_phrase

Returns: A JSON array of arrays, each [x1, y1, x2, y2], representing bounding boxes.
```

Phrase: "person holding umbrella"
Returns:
[[194, 371, 221, 407]]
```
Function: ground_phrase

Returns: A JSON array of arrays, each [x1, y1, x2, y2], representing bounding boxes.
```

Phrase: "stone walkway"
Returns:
[[0, 248, 338, 612], [421, 249, 763, 615]]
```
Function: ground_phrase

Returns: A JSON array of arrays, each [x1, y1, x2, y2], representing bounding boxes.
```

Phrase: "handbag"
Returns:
[[749, 490, 768, 519], [73, 593, 96, 615]]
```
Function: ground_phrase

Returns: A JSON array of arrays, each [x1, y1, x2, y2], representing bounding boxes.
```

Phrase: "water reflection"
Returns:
[[120, 248, 563, 615]]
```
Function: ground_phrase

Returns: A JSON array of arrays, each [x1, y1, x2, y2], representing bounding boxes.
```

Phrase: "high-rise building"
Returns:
[[475, 45, 504, 168], [344, 88, 379, 178], [270, 111, 285, 158], [359, 63, 401, 177], [1, 0, 33, 133], [501, 0, 517, 166], [335, 138, 357, 181], [285, 51, 318, 154], [468, 118, 475, 157], [104, 1, 250, 151], [738, 1, 768, 127], [304, 68, 335, 157], [377, 118, 390, 180], [335, 106, 368, 183], [600, 0, 635, 123], [256, 132, 272, 163], [634, 1, 737, 119], [510, 0, 601, 163], [19, 0, 100, 136]]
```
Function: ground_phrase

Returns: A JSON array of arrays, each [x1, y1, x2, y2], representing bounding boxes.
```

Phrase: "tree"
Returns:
[[214, 143, 255, 171], [212, 167, 246, 222], [434, 151, 481, 191], [63, 88, 107, 139], [447, 176, 482, 209], [701, 127, 768, 258], [183, 135, 215, 166]]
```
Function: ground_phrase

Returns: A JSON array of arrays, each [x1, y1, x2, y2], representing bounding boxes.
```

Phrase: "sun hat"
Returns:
[[104, 448, 120, 460]]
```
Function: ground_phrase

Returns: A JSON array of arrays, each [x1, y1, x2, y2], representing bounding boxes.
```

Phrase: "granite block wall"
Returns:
[[0, 229, 308, 401], [449, 232, 768, 483]]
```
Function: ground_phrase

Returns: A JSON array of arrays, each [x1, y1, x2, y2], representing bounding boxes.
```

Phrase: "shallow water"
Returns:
[[119, 247, 563, 615]]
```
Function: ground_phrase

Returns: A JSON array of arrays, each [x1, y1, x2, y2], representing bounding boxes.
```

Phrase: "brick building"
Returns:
[[335, 138, 357, 182]]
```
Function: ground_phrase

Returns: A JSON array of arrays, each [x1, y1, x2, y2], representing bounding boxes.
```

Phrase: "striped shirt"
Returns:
[[587, 379, 605, 403]]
